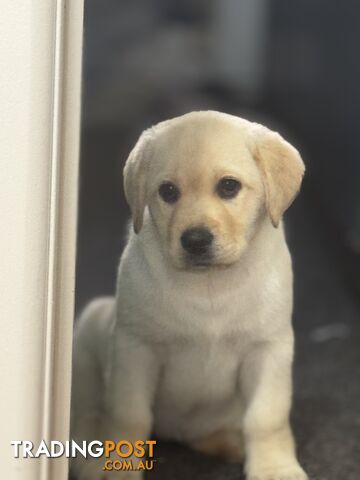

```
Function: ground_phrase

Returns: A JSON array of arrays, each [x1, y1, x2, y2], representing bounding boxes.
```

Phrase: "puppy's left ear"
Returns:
[[123, 130, 152, 234], [253, 127, 305, 227]]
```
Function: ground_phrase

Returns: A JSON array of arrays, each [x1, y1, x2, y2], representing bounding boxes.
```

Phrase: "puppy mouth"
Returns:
[[184, 252, 214, 269], [180, 249, 240, 271]]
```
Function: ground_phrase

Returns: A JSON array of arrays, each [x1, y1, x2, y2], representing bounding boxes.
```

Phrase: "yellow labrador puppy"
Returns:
[[71, 111, 307, 480]]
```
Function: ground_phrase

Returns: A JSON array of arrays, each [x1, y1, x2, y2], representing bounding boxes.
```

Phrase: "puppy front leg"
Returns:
[[102, 332, 159, 479], [241, 336, 307, 480]]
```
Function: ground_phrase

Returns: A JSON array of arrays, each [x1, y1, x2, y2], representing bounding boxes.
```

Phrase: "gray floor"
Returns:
[[74, 127, 360, 480]]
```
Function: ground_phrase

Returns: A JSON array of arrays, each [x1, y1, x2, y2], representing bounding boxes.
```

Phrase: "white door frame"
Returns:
[[0, 2, 84, 479]]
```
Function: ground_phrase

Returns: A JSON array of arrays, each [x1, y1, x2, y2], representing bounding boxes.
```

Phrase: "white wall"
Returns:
[[0, 2, 83, 479]]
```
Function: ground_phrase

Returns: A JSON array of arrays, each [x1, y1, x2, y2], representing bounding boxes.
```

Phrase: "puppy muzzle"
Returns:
[[180, 226, 214, 267]]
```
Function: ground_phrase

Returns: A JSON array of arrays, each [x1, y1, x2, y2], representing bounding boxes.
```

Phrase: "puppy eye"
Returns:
[[158, 181, 180, 204], [216, 177, 241, 199]]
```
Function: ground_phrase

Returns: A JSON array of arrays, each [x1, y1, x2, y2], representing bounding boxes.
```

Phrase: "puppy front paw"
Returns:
[[247, 463, 307, 480]]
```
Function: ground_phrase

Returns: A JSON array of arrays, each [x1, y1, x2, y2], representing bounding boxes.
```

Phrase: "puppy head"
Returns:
[[124, 111, 304, 270]]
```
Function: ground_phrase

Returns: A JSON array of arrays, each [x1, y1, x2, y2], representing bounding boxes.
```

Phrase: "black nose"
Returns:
[[181, 227, 214, 255]]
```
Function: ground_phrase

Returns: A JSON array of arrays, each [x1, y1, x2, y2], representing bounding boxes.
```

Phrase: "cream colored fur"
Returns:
[[71, 111, 307, 480]]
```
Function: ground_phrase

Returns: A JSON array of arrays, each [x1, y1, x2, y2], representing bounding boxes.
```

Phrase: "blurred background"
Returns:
[[75, 1, 360, 479]]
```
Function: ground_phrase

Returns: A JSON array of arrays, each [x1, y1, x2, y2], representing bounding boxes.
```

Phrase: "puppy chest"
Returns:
[[156, 342, 241, 412]]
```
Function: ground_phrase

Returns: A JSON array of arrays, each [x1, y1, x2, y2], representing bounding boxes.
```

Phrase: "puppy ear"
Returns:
[[123, 130, 152, 234], [253, 127, 305, 227]]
